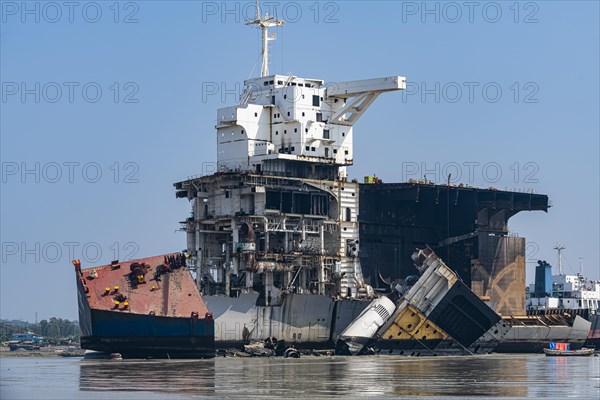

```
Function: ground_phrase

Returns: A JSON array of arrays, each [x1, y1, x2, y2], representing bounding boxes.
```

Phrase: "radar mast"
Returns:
[[245, 0, 285, 77], [553, 244, 565, 275]]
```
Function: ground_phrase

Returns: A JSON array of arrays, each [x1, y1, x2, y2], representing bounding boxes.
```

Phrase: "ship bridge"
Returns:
[[216, 74, 406, 179]]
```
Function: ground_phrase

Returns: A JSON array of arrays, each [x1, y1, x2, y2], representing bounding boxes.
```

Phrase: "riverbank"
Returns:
[[0, 346, 83, 358]]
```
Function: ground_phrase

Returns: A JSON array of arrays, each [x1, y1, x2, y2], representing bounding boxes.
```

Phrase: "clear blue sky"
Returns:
[[1, 1, 598, 322]]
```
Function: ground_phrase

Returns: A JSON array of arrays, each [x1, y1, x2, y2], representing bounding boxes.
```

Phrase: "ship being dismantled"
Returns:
[[173, 5, 551, 354], [74, 255, 214, 359]]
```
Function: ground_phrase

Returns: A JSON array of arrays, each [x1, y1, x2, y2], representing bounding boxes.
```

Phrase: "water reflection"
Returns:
[[74, 354, 599, 399], [527, 355, 600, 399], [79, 359, 216, 397]]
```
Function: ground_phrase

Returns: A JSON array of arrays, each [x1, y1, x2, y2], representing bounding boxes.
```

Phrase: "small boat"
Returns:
[[543, 347, 594, 356]]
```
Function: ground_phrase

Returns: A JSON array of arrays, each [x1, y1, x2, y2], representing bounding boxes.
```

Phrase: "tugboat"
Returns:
[[74, 254, 214, 359]]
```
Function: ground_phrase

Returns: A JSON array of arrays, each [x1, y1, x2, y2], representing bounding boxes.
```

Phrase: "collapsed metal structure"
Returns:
[[359, 182, 549, 315], [338, 247, 511, 356]]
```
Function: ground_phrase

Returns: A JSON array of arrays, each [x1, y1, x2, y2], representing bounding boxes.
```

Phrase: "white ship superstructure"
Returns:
[[205, 73, 405, 299], [527, 248, 600, 313], [527, 273, 600, 312]]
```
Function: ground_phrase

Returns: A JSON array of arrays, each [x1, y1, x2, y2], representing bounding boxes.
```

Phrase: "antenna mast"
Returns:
[[245, 0, 285, 77], [553, 244, 565, 275]]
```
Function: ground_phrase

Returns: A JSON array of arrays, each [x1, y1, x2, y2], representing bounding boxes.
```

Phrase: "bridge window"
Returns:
[[313, 95, 320, 107]]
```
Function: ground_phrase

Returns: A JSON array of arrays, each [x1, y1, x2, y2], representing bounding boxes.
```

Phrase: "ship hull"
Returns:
[[80, 309, 215, 359], [495, 315, 591, 353], [495, 340, 586, 354], [585, 314, 600, 349], [75, 254, 215, 359], [206, 278, 508, 356], [205, 293, 369, 349], [207, 293, 503, 355]]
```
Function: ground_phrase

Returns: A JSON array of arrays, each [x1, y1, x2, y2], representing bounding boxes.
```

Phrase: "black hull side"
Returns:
[[81, 309, 215, 359], [494, 340, 585, 354], [585, 314, 600, 350], [81, 336, 215, 359]]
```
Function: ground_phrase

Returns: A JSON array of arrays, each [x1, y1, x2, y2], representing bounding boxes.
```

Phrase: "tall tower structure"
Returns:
[[554, 244, 565, 275]]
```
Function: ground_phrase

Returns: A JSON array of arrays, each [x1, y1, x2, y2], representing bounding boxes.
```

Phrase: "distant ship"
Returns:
[[524, 246, 600, 349], [526, 246, 600, 313]]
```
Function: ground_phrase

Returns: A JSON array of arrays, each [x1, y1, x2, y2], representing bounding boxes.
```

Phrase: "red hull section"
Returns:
[[76, 253, 209, 317], [74, 253, 214, 358]]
